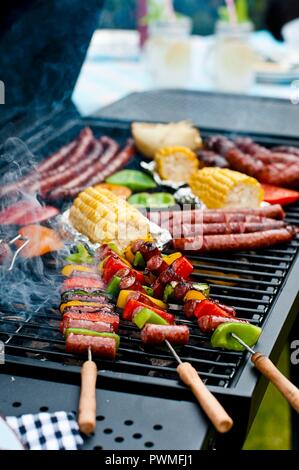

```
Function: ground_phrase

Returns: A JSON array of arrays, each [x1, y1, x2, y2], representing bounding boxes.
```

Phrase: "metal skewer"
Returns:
[[78, 346, 98, 435], [7, 238, 30, 272], [231, 333, 299, 412], [164, 340, 233, 433]]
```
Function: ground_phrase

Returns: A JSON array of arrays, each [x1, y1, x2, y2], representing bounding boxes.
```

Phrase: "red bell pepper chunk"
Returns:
[[103, 255, 145, 285], [194, 299, 235, 319], [123, 299, 175, 323], [184, 299, 235, 320], [172, 256, 193, 279], [262, 184, 299, 206]]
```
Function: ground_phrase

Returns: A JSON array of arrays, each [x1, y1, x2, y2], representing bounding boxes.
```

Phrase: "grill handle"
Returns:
[[177, 362, 233, 433], [252, 353, 299, 413], [78, 360, 97, 434]]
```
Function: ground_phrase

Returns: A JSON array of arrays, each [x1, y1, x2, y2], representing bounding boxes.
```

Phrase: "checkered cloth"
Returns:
[[6, 411, 83, 450]]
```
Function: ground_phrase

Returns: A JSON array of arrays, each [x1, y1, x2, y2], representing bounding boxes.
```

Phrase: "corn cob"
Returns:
[[189, 167, 263, 209], [70, 186, 151, 248], [155, 146, 199, 182]]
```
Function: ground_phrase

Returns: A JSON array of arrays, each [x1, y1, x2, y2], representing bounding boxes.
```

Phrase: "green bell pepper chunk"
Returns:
[[133, 307, 169, 329], [66, 243, 93, 264], [133, 251, 146, 269], [211, 322, 262, 352], [106, 276, 121, 296], [108, 242, 123, 258], [106, 170, 157, 192], [128, 192, 175, 208], [163, 284, 174, 303], [143, 286, 154, 297], [65, 328, 120, 349]]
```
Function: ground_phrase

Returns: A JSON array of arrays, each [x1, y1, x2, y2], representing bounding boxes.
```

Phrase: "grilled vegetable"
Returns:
[[132, 307, 169, 329], [106, 170, 156, 191], [93, 183, 132, 199], [211, 322, 261, 351], [183, 299, 236, 320], [106, 276, 121, 296], [133, 251, 146, 268], [128, 192, 175, 208], [17, 225, 63, 258], [122, 299, 174, 323], [131, 121, 202, 158], [189, 168, 263, 209], [171, 256, 193, 279], [61, 264, 97, 277], [61, 289, 110, 303], [163, 252, 182, 265], [183, 290, 206, 302], [155, 146, 199, 182], [66, 243, 93, 264], [261, 184, 299, 206], [70, 186, 150, 248], [101, 255, 145, 284], [116, 289, 167, 310], [60, 300, 112, 315]]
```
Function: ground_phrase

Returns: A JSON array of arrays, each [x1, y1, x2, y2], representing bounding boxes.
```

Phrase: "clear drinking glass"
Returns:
[[144, 16, 192, 88], [212, 20, 256, 92]]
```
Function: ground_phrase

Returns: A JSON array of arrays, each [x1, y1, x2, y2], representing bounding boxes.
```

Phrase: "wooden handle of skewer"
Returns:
[[252, 352, 299, 413], [78, 360, 97, 434], [177, 362, 233, 433]]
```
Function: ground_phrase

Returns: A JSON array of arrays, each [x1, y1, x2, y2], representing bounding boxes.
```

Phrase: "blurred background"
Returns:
[[71, 0, 299, 115]]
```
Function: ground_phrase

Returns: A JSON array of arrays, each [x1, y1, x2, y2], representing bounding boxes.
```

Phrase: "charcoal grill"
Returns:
[[0, 110, 299, 449]]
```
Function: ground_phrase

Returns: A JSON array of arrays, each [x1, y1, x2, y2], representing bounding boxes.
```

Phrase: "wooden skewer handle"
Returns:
[[78, 360, 97, 434], [252, 352, 299, 413], [177, 362, 233, 433]]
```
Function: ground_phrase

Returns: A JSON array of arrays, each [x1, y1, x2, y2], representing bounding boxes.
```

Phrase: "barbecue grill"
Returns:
[[1, 2, 299, 449], [1, 111, 299, 449]]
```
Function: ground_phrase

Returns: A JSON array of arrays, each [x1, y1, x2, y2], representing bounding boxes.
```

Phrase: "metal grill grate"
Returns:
[[0, 118, 299, 395]]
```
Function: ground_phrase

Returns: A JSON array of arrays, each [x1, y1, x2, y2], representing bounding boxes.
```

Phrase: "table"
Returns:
[[73, 29, 296, 116]]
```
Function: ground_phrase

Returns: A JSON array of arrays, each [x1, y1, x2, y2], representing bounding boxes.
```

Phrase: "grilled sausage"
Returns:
[[47, 136, 119, 199], [272, 146, 299, 157], [173, 227, 295, 252], [180, 220, 286, 237], [197, 149, 229, 168], [198, 315, 248, 333], [61, 311, 119, 332], [66, 333, 117, 359], [61, 319, 113, 334], [50, 139, 134, 200], [146, 255, 168, 274], [140, 324, 190, 346], [183, 299, 201, 319]]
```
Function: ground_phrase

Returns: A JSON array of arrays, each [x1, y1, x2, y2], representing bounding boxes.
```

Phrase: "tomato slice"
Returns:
[[262, 184, 299, 206]]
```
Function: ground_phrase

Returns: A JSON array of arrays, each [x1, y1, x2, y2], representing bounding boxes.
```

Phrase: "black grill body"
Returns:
[[0, 113, 299, 449]]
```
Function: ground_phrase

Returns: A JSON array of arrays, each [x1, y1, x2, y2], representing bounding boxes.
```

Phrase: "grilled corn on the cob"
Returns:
[[189, 167, 263, 209], [70, 187, 151, 248], [155, 146, 199, 183]]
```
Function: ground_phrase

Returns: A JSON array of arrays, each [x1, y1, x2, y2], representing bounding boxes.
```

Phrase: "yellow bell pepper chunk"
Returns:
[[61, 264, 95, 277], [124, 245, 135, 265], [59, 300, 102, 314], [116, 290, 167, 310], [163, 252, 182, 265], [183, 290, 206, 302]]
